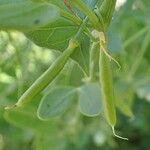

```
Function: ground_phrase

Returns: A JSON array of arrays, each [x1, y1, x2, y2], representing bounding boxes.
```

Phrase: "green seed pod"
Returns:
[[5, 16, 88, 110], [5, 39, 78, 109], [99, 32, 128, 140], [99, 44, 116, 127]]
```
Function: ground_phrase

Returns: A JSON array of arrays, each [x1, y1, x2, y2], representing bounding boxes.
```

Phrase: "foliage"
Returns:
[[0, 0, 150, 149]]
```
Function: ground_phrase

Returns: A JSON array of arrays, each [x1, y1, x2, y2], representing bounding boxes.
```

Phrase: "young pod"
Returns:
[[99, 32, 128, 140], [99, 43, 116, 127]]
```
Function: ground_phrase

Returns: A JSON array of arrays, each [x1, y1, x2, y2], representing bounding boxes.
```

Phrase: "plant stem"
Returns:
[[60, 9, 97, 41], [100, 0, 117, 29], [89, 42, 99, 81], [69, 0, 102, 30], [60, 9, 82, 26], [74, 17, 88, 40]]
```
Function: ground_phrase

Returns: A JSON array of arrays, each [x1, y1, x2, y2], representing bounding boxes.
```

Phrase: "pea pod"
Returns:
[[99, 32, 128, 140], [5, 17, 89, 109], [99, 36, 116, 127], [5, 39, 79, 109]]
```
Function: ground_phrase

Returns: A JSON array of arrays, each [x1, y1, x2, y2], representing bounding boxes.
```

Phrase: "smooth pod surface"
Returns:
[[99, 48, 116, 127]]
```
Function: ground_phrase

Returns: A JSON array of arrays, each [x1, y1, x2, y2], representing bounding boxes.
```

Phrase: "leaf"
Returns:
[[25, 17, 90, 73], [4, 106, 59, 134], [47, 0, 99, 19], [78, 83, 102, 117], [25, 17, 78, 49], [37, 86, 76, 120], [47, 0, 98, 10], [23, 0, 100, 73], [0, 0, 59, 30]]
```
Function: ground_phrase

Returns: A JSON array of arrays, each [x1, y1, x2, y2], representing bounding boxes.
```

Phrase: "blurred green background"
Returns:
[[0, 0, 150, 149]]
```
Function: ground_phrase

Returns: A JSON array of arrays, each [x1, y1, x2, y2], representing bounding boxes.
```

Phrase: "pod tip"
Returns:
[[112, 126, 128, 141]]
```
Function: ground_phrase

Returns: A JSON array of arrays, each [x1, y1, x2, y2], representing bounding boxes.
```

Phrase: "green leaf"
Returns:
[[25, 17, 78, 49], [47, 0, 99, 19], [0, 0, 59, 30], [37, 86, 76, 120], [25, 17, 90, 73], [78, 83, 102, 117], [4, 106, 59, 134], [47, 0, 98, 10]]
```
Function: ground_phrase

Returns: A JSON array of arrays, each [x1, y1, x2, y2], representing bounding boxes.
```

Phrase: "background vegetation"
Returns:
[[0, 0, 150, 149]]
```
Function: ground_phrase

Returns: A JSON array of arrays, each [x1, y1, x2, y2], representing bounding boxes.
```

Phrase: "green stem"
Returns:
[[100, 0, 117, 29], [60, 9, 97, 41], [89, 42, 99, 81], [69, 0, 101, 30], [74, 17, 88, 40], [126, 31, 150, 81], [60, 9, 82, 26]]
